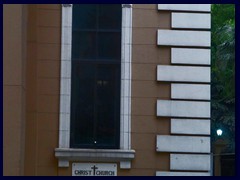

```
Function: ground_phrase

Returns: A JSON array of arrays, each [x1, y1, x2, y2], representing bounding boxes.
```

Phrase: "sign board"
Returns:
[[72, 163, 117, 176]]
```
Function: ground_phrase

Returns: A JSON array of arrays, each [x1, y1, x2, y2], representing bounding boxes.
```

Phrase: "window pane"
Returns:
[[73, 4, 97, 29], [72, 31, 96, 59], [98, 4, 122, 30], [95, 65, 120, 148], [70, 63, 95, 146], [98, 32, 121, 60], [71, 4, 122, 149]]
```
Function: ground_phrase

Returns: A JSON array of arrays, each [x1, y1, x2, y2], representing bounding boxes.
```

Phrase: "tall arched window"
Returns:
[[70, 4, 122, 149]]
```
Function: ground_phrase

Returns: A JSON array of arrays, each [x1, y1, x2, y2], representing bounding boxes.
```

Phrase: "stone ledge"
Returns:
[[55, 148, 135, 169]]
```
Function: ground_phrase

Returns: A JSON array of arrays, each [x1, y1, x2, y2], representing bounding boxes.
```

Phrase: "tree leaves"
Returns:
[[211, 4, 235, 153]]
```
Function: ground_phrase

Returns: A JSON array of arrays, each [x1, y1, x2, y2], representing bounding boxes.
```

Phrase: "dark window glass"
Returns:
[[71, 4, 121, 149], [72, 4, 97, 29], [98, 4, 122, 29], [71, 63, 95, 146], [95, 65, 120, 147], [72, 31, 97, 59], [98, 32, 121, 60]]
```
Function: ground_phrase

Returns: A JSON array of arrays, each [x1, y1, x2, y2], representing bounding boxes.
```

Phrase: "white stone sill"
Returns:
[[55, 148, 135, 169]]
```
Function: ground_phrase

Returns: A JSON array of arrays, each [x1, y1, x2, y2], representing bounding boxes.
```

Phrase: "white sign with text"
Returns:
[[72, 163, 117, 176]]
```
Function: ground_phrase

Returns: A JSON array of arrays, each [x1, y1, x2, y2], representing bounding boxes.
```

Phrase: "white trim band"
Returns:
[[171, 119, 210, 135], [172, 13, 211, 29], [157, 100, 210, 118], [156, 135, 210, 153], [171, 48, 211, 65], [157, 30, 211, 47], [157, 65, 210, 83], [170, 154, 211, 171], [171, 83, 211, 100], [158, 4, 211, 12]]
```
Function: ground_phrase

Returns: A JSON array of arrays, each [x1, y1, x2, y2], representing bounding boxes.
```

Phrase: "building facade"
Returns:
[[3, 4, 211, 176]]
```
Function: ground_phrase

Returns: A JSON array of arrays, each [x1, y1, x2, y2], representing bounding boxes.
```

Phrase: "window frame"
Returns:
[[70, 5, 122, 149], [55, 4, 135, 169]]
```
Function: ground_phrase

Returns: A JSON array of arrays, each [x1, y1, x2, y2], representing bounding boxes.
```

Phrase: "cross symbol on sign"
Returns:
[[91, 165, 98, 175]]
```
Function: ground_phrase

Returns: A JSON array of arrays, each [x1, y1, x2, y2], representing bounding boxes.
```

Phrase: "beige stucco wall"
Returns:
[[3, 4, 27, 176], [4, 4, 172, 176], [24, 4, 61, 175], [129, 4, 171, 175]]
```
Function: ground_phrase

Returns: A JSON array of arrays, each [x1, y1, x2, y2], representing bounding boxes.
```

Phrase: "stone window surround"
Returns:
[[55, 4, 135, 169]]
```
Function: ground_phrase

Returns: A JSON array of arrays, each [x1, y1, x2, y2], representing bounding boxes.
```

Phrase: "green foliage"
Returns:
[[211, 4, 235, 153]]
